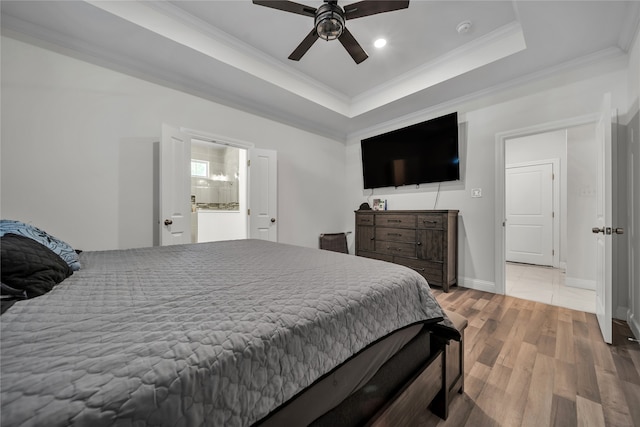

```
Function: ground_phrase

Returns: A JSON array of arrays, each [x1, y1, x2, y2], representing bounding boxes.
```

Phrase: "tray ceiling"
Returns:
[[1, 1, 638, 140]]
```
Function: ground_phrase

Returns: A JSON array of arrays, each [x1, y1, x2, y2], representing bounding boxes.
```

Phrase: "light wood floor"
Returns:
[[419, 286, 640, 427]]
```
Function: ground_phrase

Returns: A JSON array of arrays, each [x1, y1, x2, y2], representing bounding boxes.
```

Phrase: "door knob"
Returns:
[[614, 227, 624, 234], [270, 218, 276, 223], [592, 227, 604, 234], [164, 219, 173, 226]]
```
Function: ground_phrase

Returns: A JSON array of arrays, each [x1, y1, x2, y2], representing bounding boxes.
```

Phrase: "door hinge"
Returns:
[[552, 173, 555, 180], [247, 160, 251, 167], [247, 209, 250, 216], [552, 211, 555, 218], [552, 249, 555, 256]]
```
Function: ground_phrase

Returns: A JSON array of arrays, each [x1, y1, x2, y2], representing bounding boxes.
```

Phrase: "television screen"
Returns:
[[360, 112, 459, 189]]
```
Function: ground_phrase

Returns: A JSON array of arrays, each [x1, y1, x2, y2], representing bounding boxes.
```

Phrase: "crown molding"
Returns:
[[1, 19, 349, 142], [146, 1, 351, 105], [84, 1, 529, 119], [349, 21, 527, 117], [348, 46, 626, 141], [86, 0, 352, 116]]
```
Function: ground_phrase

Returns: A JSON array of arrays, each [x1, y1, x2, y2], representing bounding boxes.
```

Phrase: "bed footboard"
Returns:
[[366, 345, 445, 426]]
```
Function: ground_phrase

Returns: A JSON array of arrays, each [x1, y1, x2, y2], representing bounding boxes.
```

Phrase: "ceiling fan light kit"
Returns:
[[315, 3, 345, 41], [252, 0, 410, 64]]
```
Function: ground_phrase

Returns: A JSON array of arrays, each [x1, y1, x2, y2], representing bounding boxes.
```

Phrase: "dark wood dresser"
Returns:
[[355, 210, 458, 292]]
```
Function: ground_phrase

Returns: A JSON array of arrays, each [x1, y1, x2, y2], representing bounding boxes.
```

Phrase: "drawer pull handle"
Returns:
[[423, 220, 437, 224], [411, 267, 426, 272], [370, 237, 375, 240], [388, 219, 401, 223], [417, 242, 422, 246], [386, 246, 402, 251], [388, 233, 402, 237]]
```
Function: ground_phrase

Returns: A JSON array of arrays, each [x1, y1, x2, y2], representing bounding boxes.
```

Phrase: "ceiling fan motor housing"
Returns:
[[315, 2, 345, 41], [252, 0, 410, 63]]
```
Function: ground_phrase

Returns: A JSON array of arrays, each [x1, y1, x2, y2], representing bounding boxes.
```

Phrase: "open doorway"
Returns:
[[159, 125, 278, 246], [503, 125, 597, 313], [190, 139, 247, 243]]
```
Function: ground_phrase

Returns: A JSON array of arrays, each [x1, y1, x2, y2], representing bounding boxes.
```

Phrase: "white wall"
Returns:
[[505, 129, 568, 268], [627, 26, 640, 338], [346, 54, 629, 299], [0, 36, 347, 251], [1, 32, 636, 323]]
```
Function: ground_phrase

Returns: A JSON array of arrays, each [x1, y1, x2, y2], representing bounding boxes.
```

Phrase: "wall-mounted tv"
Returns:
[[361, 112, 460, 189]]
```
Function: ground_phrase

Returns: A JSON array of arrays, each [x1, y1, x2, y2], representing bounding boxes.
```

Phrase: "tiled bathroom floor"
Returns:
[[506, 262, 596, 313]]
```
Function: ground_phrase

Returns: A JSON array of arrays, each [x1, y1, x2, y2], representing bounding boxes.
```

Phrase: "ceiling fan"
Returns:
[[252, 0, 410, 64]]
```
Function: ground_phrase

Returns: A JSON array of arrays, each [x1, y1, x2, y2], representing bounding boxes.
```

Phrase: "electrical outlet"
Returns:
[[472, 188, 482, 198]]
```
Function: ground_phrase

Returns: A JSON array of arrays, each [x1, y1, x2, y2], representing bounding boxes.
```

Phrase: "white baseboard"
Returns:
[[565, 276, 596, 290], [459, 277, 497, 294], [616, 305, 629, 321], [628, 310, 640, 341]]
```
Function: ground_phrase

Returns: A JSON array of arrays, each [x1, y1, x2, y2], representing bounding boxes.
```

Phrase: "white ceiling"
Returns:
[[2, 1, 639, 141]]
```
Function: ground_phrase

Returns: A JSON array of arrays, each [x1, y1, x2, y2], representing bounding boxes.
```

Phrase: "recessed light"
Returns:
[[374, 38, 387, 48]]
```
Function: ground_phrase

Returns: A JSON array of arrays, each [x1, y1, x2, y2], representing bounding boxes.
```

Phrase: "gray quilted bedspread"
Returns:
[[1, 240, 445, 427]]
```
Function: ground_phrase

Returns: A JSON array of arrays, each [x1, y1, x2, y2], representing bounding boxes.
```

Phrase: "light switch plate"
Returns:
[[472, 188, 482, 198]]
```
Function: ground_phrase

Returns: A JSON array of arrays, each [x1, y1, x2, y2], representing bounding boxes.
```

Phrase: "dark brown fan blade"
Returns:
[[343, 0, 409, 20], [288, 28, 319, 61], [338, 28, 368, 64], [252, 1, 316, 17]]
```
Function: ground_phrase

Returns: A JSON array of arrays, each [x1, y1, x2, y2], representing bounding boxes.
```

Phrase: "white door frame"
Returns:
[[495, 113, 598, 295], [180, 128, 254, 238], [182, 128, 255, 151]]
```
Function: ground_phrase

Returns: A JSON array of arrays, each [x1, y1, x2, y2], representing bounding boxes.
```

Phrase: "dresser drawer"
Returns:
[[355, 210, 458, 292], [376, 227, 416, 243], [358, 251, 393, 263], [417, 214, 444, 229], [395, 258, 444, 285], [377, 214, 416, 228], [357, 214, 375, 225], [377, 241, 416, 257]]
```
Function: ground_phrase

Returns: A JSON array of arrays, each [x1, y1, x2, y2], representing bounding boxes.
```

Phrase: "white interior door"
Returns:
[[594, 93, 613, 344], [506, 162, 554, 266], [159, 124, 191, 245], [249, 148, 277, 241]]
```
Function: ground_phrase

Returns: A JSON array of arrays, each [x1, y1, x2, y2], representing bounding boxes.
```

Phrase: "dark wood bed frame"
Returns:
[[259, 327, 457, 427], [368, 322, 466, 425], [367, 342, 445, 425], [366, 312, 467, 427]]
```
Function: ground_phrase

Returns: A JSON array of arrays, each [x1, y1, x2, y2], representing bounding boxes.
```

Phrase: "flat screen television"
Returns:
[[361, 112, 460, 189]]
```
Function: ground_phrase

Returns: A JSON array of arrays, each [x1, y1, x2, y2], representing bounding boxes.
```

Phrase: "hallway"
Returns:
[[506, 262, 596, 313]]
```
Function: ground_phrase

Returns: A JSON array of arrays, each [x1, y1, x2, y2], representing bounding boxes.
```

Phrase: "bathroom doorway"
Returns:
[[190, 139, 248, 243]]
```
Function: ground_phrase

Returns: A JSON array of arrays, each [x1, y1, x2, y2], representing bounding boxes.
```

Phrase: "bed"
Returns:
[[1, 237, 458, 426]]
